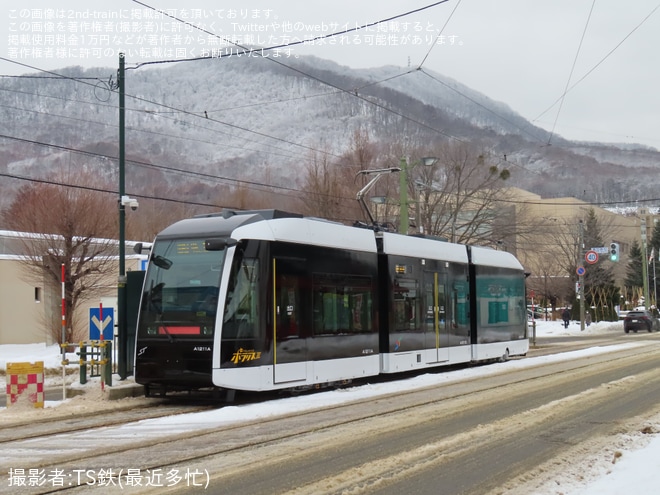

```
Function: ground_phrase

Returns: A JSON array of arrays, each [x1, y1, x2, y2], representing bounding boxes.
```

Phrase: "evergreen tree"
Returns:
[[582, 209, 620, 320], [625, 239, 643, 288]]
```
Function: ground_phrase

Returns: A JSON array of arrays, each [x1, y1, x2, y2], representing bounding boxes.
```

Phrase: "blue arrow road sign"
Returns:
[[89, 307, 114, 340]]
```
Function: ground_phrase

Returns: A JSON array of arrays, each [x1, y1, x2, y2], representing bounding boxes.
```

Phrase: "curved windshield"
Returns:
[[138, 238, 226, 338]]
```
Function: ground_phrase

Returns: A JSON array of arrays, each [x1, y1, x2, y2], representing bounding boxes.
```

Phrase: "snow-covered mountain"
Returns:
[[1, 54, 658, 211]]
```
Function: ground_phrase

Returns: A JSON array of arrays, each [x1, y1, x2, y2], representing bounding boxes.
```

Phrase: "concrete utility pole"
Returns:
[[398, 156, 438, 235], [117, 52, 128, 379], [641, 218, 650, 309], [578, 220, 585, 331], [398, 157, 409, 234]]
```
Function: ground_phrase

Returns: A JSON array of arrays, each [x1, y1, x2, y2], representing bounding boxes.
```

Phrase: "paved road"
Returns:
[[167, 336, 660, 495]]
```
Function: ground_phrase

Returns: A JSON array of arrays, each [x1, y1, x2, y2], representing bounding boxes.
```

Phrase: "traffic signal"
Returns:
[[610, 242, 620, 262]]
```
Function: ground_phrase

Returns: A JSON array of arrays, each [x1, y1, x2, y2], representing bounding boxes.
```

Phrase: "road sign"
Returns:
[[576, 266, 586, 276], [585, 250, 599, 264], [591, 247, 608, 254], [89, 307, 114, 340]]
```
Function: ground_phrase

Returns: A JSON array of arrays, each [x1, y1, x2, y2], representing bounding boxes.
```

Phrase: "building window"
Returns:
[[35, 287, 41, 303]]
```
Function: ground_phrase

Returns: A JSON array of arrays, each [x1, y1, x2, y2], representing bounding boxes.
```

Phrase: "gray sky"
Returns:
[[2, 1, 659, 148]]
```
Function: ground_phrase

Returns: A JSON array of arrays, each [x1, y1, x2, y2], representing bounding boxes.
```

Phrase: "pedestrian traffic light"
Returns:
[[610, 242, 620, 262]]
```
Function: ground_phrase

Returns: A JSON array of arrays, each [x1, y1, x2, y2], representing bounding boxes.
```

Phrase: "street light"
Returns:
[[399, 156, 438, 234]]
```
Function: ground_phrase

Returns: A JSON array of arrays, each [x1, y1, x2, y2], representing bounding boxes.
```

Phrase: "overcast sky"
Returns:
[[2, 1, 659, 148]]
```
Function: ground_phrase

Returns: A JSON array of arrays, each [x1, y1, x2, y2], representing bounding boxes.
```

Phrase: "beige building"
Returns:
[[0, 231, 145, 345], [508, 188, 654, 307]]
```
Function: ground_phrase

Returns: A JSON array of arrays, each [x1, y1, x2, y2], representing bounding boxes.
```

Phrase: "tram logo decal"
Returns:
[[230, 348, 262, 364]]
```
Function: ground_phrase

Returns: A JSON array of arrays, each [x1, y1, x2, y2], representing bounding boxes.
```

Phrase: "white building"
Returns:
[[0, 230, 145, 345]]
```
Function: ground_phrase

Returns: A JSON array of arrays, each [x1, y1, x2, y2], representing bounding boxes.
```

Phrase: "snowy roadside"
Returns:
[[0, 320, 659, 495]]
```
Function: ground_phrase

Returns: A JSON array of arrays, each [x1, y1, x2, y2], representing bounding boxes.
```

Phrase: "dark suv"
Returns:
[[623, 310, 659, 333]]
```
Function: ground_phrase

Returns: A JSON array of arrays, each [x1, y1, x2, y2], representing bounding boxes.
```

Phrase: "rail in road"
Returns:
[[2, 335, 659, 494]]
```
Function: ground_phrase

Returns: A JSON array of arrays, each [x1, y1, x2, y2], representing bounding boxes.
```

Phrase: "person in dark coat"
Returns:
[[561, 308, 571, 328]]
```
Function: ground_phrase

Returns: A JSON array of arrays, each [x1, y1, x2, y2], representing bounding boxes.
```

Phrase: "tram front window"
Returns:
[[138, 238, 226, 338]]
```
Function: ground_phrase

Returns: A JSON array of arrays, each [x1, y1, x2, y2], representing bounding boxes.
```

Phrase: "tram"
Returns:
[[134, 209, 528, 395]]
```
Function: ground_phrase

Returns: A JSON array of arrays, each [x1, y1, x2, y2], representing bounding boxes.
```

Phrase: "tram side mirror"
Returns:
[[133, 242, 152, 255], [205, 238, 238, 251]]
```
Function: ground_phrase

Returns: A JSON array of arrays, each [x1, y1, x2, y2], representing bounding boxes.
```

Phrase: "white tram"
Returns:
[[134, 209, 528, 395]]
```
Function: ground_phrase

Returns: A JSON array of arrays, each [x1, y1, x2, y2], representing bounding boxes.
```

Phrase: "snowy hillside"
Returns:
[[1, 53, 659, 211]]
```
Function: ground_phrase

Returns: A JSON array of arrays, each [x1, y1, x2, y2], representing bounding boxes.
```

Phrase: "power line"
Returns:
[[0, 80, 308, 162], [534, 3, 660, 124], [0, 56, 345, 162], [0, 132, 365, 208], [546, 0, 596, 146], [418, 0, 463, 68], [130, 0, 451, 69], [130, 1, 462, 144], [418, 69, 547, 144]]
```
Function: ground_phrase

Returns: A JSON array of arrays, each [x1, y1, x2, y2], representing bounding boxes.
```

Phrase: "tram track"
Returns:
[[0, 401, 216, 444], [2, 340, 659, 494]]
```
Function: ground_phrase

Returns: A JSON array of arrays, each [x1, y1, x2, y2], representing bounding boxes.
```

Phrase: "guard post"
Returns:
[[77, 340, 112, 386]]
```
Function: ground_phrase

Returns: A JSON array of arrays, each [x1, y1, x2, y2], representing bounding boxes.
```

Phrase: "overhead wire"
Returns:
[[129, 0, 451, 69], [2, 3, 657, 210], [418, 69, 547, 144], [534, 3, 660, 124], [0, 82, 306, 161], [417, 0, 463, 68], [131, 1, 462, 144], [546, 0, 596, 146], [0, 132, 362, 211], [0, 56, 346, 163]]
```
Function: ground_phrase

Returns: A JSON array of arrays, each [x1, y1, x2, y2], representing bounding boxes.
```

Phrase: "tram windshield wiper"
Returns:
[[159, 323, 175, 343]]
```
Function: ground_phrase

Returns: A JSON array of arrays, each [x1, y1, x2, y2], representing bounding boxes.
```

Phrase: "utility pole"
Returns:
[[117, 52, 128, 379], [398, 157, 409, 234], [641, 218, 650, 309], [578, 220, 585, 331], [398, 156, 438, 235]]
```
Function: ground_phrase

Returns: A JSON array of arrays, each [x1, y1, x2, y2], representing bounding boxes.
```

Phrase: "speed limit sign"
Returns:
[[585, 250, 599, 264]]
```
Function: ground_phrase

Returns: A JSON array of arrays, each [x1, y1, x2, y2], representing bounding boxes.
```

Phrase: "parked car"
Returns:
[[623, 310, 660, 333]]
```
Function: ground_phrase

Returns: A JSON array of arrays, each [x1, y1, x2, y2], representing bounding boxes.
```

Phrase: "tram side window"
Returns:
[[453, 282, 469, 328], [223, 258, 260, 339], [475, 267, 526, 329], [394, 278, 419, 332], [312, 273, 373, 335]]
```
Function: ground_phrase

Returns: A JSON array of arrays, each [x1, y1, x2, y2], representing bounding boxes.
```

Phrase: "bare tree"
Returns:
[[2, 178, 118, 343], [299, 149, 348, 221], [300, 129, 379, 223], [414, 143, 512, 245], [531, 209, 621, 314]]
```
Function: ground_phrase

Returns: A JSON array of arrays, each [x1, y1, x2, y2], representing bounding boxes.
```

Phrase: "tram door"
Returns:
[[272, 257, 307, 384], [424, 271, 449, 363]]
